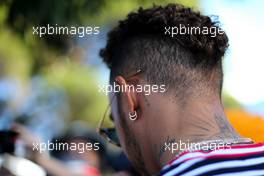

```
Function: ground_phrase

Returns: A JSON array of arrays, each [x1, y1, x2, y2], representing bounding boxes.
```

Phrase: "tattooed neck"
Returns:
[[156, 114, 240, 166], [208, 114, 240, 140]]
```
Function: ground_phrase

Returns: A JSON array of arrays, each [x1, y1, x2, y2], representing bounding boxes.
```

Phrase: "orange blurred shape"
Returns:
[[226, 109, 264, 143]]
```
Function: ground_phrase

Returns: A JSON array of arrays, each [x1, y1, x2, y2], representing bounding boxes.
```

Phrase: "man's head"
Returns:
[[100, 3, 229, 175]]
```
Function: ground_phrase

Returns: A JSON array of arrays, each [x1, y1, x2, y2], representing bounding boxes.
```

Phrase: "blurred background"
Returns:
[[0, 0, 263, 175]]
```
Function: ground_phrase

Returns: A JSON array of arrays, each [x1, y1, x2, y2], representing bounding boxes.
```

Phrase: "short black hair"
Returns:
[[100, 4, 229, 100]]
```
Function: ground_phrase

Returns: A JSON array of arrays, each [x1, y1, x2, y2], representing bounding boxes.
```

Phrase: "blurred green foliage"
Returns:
[[43, 60, 107, 124]]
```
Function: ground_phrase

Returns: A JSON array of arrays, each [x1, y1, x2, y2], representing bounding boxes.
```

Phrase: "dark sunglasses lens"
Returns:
[[101, 128, 120, 146]]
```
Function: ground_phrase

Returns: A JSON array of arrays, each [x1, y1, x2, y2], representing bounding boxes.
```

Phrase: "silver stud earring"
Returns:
[[129, 111, 137, 121]]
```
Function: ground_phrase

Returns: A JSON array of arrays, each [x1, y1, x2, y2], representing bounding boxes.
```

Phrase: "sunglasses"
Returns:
[[97, 69, 143, 147]]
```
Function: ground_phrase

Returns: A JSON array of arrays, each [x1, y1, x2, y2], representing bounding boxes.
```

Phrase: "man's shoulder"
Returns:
[[158, 143, 264, 176]]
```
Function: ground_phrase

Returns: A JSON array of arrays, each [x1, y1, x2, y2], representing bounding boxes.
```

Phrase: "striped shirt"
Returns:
[[158, 143, 264, 176]]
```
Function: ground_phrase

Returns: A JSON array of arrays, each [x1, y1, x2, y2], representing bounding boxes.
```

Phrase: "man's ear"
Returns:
[[115, 76, 139, 113]]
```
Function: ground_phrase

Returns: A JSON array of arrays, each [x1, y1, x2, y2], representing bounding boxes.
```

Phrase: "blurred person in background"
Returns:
[[50, 125, 138, 176], [11, 123, 137, 176], [98, 3, 264, 176], [12, 123, 102, 176]]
